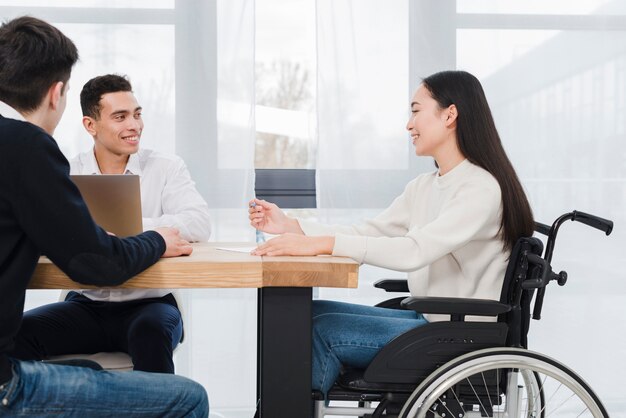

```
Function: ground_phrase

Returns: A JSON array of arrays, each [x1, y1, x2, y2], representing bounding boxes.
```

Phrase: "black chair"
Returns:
[[314, 211, 613, 418]]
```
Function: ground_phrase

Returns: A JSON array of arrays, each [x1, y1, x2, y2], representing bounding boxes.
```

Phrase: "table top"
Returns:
[[28, 242, 359, 289]]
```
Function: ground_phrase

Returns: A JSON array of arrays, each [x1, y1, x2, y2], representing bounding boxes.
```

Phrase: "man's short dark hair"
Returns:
[[80, 74, 133, 119], [0, 16, 78, 112]]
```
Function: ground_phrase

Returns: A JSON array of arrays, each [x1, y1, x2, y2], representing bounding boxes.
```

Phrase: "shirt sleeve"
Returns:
[[12, 131, 165, 286], [302, 179, 502, 272], [298, 179, 413, 238], [141, 157, 212, 242]]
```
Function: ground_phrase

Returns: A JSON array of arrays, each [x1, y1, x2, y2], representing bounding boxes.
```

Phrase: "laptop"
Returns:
[[70, 174, 143, 238]]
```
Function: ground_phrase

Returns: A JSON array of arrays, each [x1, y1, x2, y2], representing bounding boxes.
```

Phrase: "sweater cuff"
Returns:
[[142, 230, 167, 256], [332, 233, 367, 264], [297, 218, 329, 236]]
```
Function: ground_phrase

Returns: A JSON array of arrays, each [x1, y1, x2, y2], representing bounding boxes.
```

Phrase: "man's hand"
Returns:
[[154, 227, 193, 257]]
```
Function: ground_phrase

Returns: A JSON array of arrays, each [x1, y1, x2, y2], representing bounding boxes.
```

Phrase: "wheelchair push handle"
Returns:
[[534, 222, 551, 236], [539, 210, 613, 264], [572, 210, 613, 236], [532, 210, 613, 320]]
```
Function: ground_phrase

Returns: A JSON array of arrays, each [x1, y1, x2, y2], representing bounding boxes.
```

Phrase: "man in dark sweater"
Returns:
[[0, 16, 208, 417]]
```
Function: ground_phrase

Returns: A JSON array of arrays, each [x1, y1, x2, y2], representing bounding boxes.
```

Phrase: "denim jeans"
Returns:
[[0, 359, 208, 417], [312, 300, 428, 396]]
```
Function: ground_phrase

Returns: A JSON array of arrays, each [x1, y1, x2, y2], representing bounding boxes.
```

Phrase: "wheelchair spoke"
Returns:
[[540, 382, 563, 415], [545, 393, 579, 417], [399, 349, 607, 418], [449, 381, 463, 410], [438, 399, 455, 418], [481, 371, 495, 413], [465, 377, 489, 417], [532, 374, 547, 408]]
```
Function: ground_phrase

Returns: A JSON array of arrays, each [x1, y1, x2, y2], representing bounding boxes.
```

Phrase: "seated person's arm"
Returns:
[[14, 134, 166, 286], [142, 157, 211, 242]]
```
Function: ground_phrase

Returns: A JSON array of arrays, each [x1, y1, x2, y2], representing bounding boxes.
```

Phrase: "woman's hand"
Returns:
[[248, 198, 303, 235], [251, 233, 335, 257]]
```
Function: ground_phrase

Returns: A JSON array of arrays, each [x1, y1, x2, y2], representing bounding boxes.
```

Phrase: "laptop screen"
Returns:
[[70, 174, 143, 238]]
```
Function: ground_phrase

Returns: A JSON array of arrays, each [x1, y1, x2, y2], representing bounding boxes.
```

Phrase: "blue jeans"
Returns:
[[0, 359, 208, 417], [312, 300, 428, 396]]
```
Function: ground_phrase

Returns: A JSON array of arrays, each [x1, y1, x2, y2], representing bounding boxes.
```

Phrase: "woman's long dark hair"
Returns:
[[422, 70, 534, 251]]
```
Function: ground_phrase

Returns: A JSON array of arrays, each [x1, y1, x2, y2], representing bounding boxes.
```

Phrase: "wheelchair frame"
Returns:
[[314, 211, 613, 418]]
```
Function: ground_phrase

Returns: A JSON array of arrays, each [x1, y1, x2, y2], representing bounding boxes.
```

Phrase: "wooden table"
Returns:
[[30, 242, 359, 418]]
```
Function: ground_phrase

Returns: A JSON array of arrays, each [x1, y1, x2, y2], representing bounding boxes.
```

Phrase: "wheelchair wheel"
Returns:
[[399, 347, 607, 418]]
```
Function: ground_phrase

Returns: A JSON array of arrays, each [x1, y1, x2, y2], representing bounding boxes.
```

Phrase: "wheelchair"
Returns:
[[314, 210, 613, 418]]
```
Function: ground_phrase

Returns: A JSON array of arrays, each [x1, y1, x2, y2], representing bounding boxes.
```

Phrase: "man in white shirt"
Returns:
[[11, 74, 211, 374]]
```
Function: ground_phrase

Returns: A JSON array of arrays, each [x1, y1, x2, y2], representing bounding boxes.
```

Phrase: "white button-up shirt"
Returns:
[[71, 148, 212, 302], [0, 100, 26, 122]]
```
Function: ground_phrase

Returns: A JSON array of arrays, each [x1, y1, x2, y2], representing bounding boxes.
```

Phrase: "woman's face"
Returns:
[[405, 85, 451, 158]]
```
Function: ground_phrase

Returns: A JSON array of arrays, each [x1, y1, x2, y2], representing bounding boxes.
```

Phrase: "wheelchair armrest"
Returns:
[[373, 279, 409, 293], [400, 296, 511, 318]]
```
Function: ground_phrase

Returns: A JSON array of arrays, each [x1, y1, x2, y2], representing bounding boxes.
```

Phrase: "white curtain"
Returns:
[[315, 0, 418, 305], [181, 1, 258, 416]]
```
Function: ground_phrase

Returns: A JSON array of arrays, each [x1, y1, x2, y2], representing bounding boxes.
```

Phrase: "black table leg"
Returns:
[[256, 287, 312, 418]]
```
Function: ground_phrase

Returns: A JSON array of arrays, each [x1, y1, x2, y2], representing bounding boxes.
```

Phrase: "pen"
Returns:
[[250, 201, 265, 242]]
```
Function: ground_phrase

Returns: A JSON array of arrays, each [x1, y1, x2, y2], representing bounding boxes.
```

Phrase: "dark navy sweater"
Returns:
[[0, 115, 166, 384]]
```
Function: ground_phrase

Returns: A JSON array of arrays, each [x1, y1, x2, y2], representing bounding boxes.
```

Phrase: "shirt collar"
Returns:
[[434, 159, 471, 189], [125, 152, 142, 175], [0, 100, 27, 122], [81, 149, 102, 174], [84, 147, 143, 176]]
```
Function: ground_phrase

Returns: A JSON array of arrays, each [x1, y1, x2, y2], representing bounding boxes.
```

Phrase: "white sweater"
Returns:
[[299, 159, 508, 322]]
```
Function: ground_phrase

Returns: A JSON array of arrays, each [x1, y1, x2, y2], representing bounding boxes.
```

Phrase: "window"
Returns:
[[254, 0, 316, 169]]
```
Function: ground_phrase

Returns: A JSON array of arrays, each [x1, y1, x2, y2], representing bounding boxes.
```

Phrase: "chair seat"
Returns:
[[336, 368, 417, 393], [47, 352, 133, 371]]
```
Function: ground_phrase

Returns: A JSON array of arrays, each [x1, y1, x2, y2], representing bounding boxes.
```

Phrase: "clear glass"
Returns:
[[457, 0, 623, 15], [254, 0, 317, 169], [457, 29, 559, 80], [216, 0, 256, 170], [51, 24, 175, 160], [0, 0, 173, 8], [457, 27, 626, 412], [316, 0, 409, 170]]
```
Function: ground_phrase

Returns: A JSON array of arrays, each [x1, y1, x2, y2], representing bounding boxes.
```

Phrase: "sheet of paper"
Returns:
[[216, 246, 257, 254]]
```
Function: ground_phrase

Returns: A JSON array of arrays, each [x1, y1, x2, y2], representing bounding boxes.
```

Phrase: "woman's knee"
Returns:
[[312, 300, 353, 318]]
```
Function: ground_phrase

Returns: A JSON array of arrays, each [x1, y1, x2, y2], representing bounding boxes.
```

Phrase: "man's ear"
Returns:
[[444, 104, 458, 128], [49, 81, 64, 111], [82, 116, 97, 136]]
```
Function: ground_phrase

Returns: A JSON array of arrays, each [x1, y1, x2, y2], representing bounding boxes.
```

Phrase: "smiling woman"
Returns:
[[406, 85, 462, 172], [249, 69, 535, 397]]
